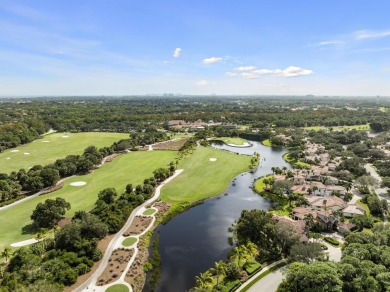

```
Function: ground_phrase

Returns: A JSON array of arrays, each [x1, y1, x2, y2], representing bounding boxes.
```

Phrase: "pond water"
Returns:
[[149, 141, 290, 292]]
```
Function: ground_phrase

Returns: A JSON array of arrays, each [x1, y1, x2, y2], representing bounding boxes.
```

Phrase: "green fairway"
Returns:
[[0, 151, 177, 250], [304, 124, 369, 131], [105, 284, 129, 292], [0, 132, 130, 174], [143, 208, 156, 215], [122, 237, 137, 247], [261, 139, 272, 147], [160, 146, 251, 204], [216, 137, 248, 146]]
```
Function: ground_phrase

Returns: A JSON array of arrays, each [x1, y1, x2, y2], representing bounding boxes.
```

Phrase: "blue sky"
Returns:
[[1, 0, 390, 96]]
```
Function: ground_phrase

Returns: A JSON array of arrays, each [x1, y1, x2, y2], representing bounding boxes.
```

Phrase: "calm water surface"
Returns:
[[150, 141, 290, 292]]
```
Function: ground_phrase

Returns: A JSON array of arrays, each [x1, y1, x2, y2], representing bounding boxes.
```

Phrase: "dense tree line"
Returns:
[[279, 225, 390, 291]]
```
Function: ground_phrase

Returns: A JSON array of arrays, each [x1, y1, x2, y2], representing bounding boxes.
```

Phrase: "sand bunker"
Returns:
[[6, 158, 10, 160], [24, 152, 30, 155], [42, 140, 50, 143], [62, 135, 69, 138], [10, 150, 19, 153], [209, 158, 217, 161], [70, 181, 87, 186]]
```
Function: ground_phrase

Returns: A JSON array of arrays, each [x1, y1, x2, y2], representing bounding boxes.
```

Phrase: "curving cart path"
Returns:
[[75, 169, 183, 292]]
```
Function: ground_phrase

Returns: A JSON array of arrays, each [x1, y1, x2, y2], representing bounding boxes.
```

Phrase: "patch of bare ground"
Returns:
[[96, 248, 134, 286], [123, 216, 152, 236], [153, 138, 189, 151], [125, 242, 149, 291], [64, 234, 115, 292], [153, 200, 171, 218]]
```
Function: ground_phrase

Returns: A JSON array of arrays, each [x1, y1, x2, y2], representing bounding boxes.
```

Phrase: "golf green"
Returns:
[[105, 284, 129, 292], [143, 208, 156, 215], [0, 132, 130, 174], [0, 150, 177, 250], [160, 146, 251, 204], [122, 237, 137, 247]]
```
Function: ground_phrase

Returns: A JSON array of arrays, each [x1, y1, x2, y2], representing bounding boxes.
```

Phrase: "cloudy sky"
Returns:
[[1, 0, 390, 96]]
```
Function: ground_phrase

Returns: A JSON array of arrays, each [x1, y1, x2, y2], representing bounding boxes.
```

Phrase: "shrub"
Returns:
[[324, 236, 340, 246]]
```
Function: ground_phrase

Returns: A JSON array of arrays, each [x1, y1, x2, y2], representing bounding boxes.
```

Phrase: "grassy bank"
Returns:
[[0, 132, 130, 174], [283, 153, 311, 169], [216, 137, 248, 146], [160, 146, 251, 205]]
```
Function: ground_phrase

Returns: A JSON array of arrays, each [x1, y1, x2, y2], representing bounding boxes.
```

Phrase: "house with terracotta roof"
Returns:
[[342, 204, 366, 218], [306, 195, 347, 211]]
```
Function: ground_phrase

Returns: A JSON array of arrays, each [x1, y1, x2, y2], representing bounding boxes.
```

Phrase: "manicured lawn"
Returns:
[[0, 151, 177, 250], [304, 124, 370, 131], [283, 153, 311, 169], [356, 199, 371, 216], [261, 139, 272, 146], [105, 284, 129, 292], [0, 132, 130, 174], [160, 146, 251, 204], [122, 237, 137, 247], [143, 208, 156, 215], [216, 137, 248, 146]]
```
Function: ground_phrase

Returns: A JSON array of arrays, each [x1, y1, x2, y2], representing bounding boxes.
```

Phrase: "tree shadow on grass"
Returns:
[[21, 223, 39, 235]]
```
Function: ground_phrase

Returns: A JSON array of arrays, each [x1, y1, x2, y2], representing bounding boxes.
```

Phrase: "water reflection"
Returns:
[[151, 141, 290, 292]]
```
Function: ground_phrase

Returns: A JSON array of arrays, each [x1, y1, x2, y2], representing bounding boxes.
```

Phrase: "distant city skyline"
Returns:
[[1, 1, 390, 96]]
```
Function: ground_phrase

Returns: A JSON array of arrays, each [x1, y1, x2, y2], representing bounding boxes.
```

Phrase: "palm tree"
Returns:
[[214, 260, 227, 286], [246, 241, 259, 260], [195, 271, 213, 289], [1, 247, 11, 263], [304, 213, 314, 233], [229, 246, 241, 266]]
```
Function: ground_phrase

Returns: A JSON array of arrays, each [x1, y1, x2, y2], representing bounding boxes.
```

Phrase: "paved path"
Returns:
[[245, 267, 286, 292], [236, 260, 286, 292], [75, 169, 183, 292]]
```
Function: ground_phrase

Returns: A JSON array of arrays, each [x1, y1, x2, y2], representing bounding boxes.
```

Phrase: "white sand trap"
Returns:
[[11, 238, 38, 247], [62, 135, 70, 138], [6, 157, 11, 160], [70, 181, 87, 186], [42, 140, 50, 143], [24, 152, 30, 155], [210, 158, 217, 161], [10, 150, 19, 153]]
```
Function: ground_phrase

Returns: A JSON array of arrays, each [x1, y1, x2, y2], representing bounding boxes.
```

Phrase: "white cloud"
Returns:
[[242, 72, 259, 79], [225, 72, 238, 77], [196, 80, 209, 86], [278, 66, 313, 77], [235, 66, 256, 71], [306, 40, 345, 47], [173, 48, 182, 58], [236, 66, 313, 78], [203, 57, 223, 64], [354, 29, 390, 40]]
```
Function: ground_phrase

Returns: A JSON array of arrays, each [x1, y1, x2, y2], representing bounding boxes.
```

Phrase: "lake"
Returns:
[[149, 141, 290, 292]]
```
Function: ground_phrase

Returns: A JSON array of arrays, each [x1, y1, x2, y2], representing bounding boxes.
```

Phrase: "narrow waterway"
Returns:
[[150, 141, 290, 292]]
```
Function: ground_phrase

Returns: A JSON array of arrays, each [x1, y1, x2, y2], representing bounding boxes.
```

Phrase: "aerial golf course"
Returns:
[[0, 134, 251, 251], [0, 132, 130, 174]]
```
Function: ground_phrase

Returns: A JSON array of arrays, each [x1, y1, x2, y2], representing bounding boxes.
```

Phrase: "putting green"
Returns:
[[0, 132, 130, 174], [160, 146, 251, 204], [122, 237, 137, 247], [143, 208, 156, 216], [216, 137, 248, 146], [105, 284, 129, 292], [0, 151, 177, 250]]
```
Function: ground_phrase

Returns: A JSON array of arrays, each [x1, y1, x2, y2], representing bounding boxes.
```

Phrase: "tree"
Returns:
[[1, 247, 12, 263], [356, 175, 379, 189], [214, 260, 227, 286], [279, 262, 342, 291], [31, 198, 71, 228], [289, 242, 326, 263], [97, 188, 117, 205], [125, 183, 133, 194], [195, 271, 213, 289]]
